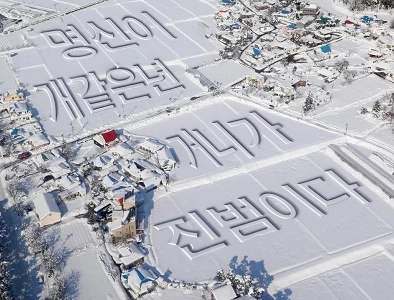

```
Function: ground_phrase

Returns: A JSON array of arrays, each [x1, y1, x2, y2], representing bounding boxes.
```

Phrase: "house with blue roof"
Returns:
[[125, 265, 156, 296], [320, 44, 331, 53], [221, 0, 236, 5], [288, 24, 297, 30], [252, 47, 262, 57], [360, 15, 374, 23]]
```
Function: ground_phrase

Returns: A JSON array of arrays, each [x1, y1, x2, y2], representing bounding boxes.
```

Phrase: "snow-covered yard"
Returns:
[[43, 219, 127, 299]]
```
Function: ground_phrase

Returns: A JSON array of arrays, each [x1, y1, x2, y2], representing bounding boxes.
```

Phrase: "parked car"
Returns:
[[17, 151, 31, 160]]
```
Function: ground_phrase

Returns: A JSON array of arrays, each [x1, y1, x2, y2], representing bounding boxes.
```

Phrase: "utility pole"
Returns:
[[69, 120, 74, 136], [391, 93, 394, 125], [346, 123, 348, 135]]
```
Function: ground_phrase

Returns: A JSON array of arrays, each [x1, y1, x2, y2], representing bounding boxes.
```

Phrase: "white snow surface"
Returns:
[[131, 98, 394, 298], [2, 0, 394, 299], [8, 0, 220, 137], [44, 219, 126, 300]]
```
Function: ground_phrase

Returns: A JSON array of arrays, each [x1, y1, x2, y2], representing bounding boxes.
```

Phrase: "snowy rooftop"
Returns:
[[212, 284, 237, 300], [32, 193, 60, 220]]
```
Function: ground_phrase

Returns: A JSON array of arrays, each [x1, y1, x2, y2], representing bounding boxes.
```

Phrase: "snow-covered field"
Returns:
[[10, 0, 220, 137], [2, 0, 394, 299], [134, 97, 340, 182], [131, 98, 394, 298]]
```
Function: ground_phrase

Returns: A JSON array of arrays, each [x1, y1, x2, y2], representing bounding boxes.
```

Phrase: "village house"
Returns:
[[109, 184, 140, 210], [108, 206, 137, 239], [292, 79, 308, 88], [31, 151, 56, 168], [216, 32, 240, 45], [124, 266, 156, 297], [92, 154, 115, 170], [57, 184, 86, 201], [93, 199, 113, 215], [296, 15, 314, 28], [47, 158, 72, 178], [7, 102, 32, 123], [302, 3, 319, 16], [2, 91, 24, 102], [317, 67, 339, 82], [57, 173, 81, 191], [110, 142, 134, 158], [368, 48, 383, 58], [138, 172, 166, 191], [32, 193, 61, 227], [29, 133, 50, 150], [102, 171, 125, 188], [245, 74, 267, 89], [253, 2, 269, 10], [156, 147, 177, 171], [136, 139, 165, 156], [93, 129, 118, 148], [118, 242, 145, 271], [313, 29, 332, 41]]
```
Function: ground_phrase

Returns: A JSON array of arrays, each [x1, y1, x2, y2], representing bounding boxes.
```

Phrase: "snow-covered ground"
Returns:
[[43, 219, 127, 299], [127, 94, 394, 299], [2, 0, 394, 299], [8, 0, 220, 137]]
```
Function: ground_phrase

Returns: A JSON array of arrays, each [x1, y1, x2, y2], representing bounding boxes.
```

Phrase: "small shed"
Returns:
[[32, 193, 61, 227], [211, 284, 237, 300]]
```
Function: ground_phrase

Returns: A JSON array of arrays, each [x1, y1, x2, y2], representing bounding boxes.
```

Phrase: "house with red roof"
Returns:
[[93, 129, 118, 148]]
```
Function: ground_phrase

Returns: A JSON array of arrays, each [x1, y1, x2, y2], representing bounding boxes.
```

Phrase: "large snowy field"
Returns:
[[2, 0, 394, 299], [129, 97, 394, 299], [9, 0, 220, 137]]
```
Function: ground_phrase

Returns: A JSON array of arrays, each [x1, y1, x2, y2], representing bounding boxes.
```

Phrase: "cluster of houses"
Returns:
[[211, 0, 394, 110], [1, 118, 178, 297], [213, 0, 393, 85], [22, 129, 177, 245], [242, 72, 330, 107], [0, 90, 51, 156], [214, 0, 340, 70]]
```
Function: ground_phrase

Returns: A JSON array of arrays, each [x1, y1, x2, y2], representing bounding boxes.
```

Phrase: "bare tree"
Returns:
[[60, 136, 75, 162], [342, 70, 357, 85], [0, 213, 11, 300], [372, 100, 382, 118], [334, 59, 350, 73], [42, 249, 60, 278], [24, 223, 46, 254], [6, 180, 24, 203], [216, 268, 264, 299], [49, 275, 66, 300]]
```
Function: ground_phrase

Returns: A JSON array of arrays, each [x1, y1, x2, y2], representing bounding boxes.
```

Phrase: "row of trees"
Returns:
[[216, 269, 264, 299], [23, 224, 67, 300], [0, 213, 11, 300], [361, 99, 394, 120]]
